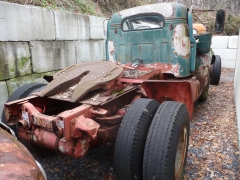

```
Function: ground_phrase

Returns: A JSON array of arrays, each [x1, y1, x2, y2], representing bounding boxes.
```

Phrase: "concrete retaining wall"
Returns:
[[0, 1, 106, 115], [211, 36, 239, 68], [234, 31, 240, 150]]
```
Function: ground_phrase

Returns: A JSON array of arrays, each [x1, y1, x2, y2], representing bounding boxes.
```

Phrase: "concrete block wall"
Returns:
[[0, 1, 106, 115], [234, 30, 240, 151], [211, 36, 239, 68]]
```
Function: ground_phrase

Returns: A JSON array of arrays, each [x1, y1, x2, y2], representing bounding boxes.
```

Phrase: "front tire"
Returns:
[[210, 55, 221, 85], [114, 98, 159, 180], [143, 101, 190, 180]]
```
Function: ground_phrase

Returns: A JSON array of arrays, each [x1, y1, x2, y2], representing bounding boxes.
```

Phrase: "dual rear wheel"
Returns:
[[114, 99, 190, 180]]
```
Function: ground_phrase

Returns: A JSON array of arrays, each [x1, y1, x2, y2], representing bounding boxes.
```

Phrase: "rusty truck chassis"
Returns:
[[4, 61, 205, 158]]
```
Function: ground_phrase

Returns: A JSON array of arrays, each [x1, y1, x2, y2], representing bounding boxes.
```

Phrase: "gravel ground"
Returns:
[[35, 68, 239, 180], [184, 68, 240, 179]]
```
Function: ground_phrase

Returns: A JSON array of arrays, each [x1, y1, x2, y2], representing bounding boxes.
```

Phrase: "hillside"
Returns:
[[4, 0, 146, 17], [4, 0, 240, 35]]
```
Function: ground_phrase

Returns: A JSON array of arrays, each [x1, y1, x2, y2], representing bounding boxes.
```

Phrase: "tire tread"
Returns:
[[143, 101, 190, 180], [210, 55, 221, 85], [115, 98, 159, 180]]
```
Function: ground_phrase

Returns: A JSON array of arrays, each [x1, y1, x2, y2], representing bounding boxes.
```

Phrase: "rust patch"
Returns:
[[98, 124, 120, 142], [21, 102, 55, 130], [142, 80, 193, 120], [123, 69, 152, 78], [0, 128, 44, 179], [58, 135, 90, 158], [71, 115, 100, 139]]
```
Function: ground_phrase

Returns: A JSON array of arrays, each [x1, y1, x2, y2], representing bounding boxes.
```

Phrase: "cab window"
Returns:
[[122, 14, 164, 31]]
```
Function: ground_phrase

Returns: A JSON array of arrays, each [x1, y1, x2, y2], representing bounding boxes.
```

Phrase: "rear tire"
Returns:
[[210, 55, 221, 85], [1, 83, 55, 157], [143, 101, 190, 180], [114, 98, 159, 180]]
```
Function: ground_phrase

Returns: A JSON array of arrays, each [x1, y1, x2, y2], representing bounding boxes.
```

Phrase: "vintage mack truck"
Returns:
[[2, 3, 224, 180]]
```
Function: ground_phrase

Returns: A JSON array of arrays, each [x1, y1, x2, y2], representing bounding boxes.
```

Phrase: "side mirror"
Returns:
[[215, 10, 225, 33], [103, 19, 109, 36]]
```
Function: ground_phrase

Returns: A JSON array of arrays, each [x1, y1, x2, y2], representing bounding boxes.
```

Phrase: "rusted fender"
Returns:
[[142, 80, 195, 120], [0, 128, 46, 180]]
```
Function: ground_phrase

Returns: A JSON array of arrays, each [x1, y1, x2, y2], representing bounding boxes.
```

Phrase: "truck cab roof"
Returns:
[[110, 3, 188, 24]]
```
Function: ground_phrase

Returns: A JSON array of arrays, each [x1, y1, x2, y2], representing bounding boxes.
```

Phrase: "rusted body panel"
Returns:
[[0, 127, 46, 180], [142, 80, 200, 120]]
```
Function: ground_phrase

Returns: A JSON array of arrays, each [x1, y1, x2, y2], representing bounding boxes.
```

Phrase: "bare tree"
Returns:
[[153, 0, 240, 14]]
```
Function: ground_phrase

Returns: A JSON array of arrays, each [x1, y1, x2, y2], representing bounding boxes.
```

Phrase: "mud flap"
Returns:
[[142, 80, 193, 120]]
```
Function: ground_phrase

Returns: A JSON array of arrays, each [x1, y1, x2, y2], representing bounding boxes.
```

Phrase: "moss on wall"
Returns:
[[6, 71, 58, 96], [0, 42, 32, 81]]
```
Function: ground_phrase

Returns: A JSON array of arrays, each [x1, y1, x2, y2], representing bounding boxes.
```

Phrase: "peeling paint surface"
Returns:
[[71, 115, 100, 139], [196, 51, 213, 72], [119, 3, 173, 18], [59, 145, 68, 153], [57, 136, 90, 158], [199, 52, 212, 67], [165, 63, 181, 77], [56, 119, 64, 129], [22, 111, 30, 127], [196, 51, 213, 85], [172, 24, 190, 58], [108, 41, 116, 62], [80, 139, 88, 156]]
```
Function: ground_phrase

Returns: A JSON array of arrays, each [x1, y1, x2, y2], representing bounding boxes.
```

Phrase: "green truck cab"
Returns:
[[106, 3, 224, 80]]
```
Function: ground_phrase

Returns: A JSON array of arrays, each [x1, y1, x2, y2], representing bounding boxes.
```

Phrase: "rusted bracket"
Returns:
[[70, 115, 100, 139]]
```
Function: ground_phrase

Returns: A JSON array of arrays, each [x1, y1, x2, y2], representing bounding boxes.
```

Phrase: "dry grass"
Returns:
[[5, 0, 103, 16]]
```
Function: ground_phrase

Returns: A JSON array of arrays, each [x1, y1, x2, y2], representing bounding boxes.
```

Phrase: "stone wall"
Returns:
[[211, 36, 239, 68], [234, 30, 240, 150], [0, 2, 106, 115]]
